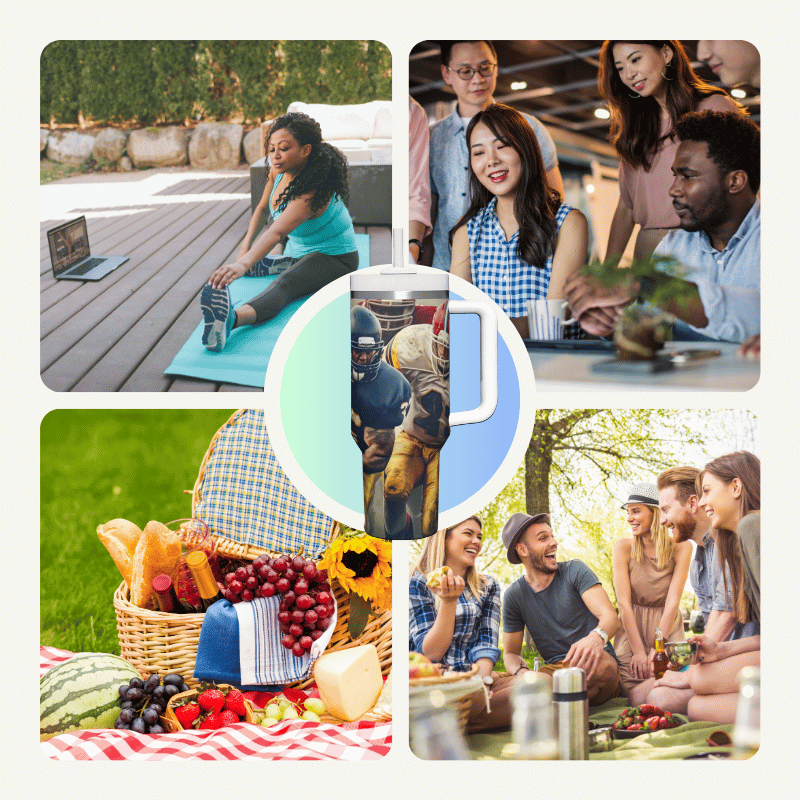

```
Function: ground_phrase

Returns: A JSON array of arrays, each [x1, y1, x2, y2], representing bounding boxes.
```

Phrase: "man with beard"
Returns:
[[640, 466, 756, 713], [501, 513, 621, 705], [565, 110, 760, 343]]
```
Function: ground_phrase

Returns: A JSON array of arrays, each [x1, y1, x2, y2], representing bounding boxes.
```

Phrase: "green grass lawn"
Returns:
[[40, 409, 235, 654]]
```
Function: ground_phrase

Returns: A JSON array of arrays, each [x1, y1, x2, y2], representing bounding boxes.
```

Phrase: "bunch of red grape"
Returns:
[[223, 554, 335, 658], [115, 672, 189, 734]]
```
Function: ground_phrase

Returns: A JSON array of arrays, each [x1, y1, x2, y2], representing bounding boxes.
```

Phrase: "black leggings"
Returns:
[[247, 250, 359, 324]]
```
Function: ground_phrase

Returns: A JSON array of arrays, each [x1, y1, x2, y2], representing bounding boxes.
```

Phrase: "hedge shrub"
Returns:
[[41, 40, 391, 127]]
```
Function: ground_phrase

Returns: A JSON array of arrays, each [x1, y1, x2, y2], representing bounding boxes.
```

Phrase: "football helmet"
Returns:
[[431, 301, 450, 377], [351, 305, 384, 382], [365, 298, 416, 340]]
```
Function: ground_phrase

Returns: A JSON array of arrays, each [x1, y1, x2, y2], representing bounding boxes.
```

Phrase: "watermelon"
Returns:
[[40, 653, 142, 740]]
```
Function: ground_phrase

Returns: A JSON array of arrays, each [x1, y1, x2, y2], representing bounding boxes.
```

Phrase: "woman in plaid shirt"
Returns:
[[409, 516, 520, 731], [449, 104, 588, 339]]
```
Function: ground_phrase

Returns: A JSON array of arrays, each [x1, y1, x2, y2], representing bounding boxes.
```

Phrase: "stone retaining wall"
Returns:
[[41, 122, 264, 171]]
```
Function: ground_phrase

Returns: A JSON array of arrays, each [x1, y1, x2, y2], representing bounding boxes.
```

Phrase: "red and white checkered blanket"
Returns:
[[40, 646, 391, 761]]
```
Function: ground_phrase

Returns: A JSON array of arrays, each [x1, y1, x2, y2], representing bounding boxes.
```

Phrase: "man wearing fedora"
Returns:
[[501, 512, 621, 705]]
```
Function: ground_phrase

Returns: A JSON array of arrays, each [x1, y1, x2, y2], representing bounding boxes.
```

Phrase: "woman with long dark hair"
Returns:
[[612, 483, 692, 705], [686, 451, 760, 723], [409, 517, 520, 732], [200, 112, 358, 351], [598, 40, 739, 261], [449, 103, 588, 338]]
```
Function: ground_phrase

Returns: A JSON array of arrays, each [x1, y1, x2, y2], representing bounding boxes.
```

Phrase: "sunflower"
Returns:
[[318, 531, 392, 613]]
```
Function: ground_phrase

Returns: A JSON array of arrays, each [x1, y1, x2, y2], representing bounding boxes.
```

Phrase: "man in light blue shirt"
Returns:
[[428, 41, 563, 271], [566, 110, 760, 343]]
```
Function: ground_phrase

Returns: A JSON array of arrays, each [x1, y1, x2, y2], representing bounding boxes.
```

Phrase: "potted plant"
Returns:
[[580, 254, 695, 360]]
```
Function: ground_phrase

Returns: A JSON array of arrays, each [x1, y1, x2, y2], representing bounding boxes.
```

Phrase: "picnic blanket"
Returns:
[[40, 646, 391, 761], [465, 697, 735, 760], [164, 233, 370, 387]]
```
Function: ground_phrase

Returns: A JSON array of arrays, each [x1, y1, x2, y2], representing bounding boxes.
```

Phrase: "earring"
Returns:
[[661, 61, 673, 81]]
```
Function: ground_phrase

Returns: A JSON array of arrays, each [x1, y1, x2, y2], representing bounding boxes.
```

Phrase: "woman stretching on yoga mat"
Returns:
[[200, 111, 358, 351]]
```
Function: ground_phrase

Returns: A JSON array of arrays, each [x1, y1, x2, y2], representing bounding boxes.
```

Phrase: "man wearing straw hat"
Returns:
[[501, 512, 621, 705]]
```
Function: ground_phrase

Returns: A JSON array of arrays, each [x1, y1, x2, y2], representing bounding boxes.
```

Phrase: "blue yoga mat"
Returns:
[[164, 234, 370, 387]]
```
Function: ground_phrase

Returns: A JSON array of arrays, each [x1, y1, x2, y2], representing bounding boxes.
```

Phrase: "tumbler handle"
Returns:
[[449, 299, 498, 427]]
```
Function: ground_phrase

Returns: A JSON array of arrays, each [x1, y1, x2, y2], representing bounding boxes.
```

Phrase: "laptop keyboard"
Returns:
[[68, 257, 105, 276]]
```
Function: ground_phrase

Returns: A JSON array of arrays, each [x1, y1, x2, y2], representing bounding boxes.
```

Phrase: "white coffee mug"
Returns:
[[527, 299, 576, 340]]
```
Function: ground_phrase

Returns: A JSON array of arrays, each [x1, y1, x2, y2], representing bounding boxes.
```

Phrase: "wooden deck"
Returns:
[[40, 168, 389, 392]]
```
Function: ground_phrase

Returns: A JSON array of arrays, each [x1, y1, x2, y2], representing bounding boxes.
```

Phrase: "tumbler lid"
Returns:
[[552, 667, 587, 694]]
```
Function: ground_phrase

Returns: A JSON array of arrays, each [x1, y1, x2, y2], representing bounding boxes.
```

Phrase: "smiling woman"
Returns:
[[612, 482, 692, 705], [449, 103, 588, 338], [598, 40, 741, 261], [408, 517, 523, 732]]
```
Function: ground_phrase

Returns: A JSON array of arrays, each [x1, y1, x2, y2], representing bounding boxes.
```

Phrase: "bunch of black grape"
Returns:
[[115, 672, 190, 734]]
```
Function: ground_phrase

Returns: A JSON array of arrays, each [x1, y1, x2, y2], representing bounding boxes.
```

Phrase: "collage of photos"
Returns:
[[26, 31, 778, 781]]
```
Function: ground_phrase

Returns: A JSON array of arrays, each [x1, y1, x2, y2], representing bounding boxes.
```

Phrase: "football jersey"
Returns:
[[351, 361, 412, 461], [385, 324, 450, 447]]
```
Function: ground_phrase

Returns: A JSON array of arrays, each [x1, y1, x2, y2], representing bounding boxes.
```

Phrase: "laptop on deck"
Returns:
[[47, 216, 129, 281]]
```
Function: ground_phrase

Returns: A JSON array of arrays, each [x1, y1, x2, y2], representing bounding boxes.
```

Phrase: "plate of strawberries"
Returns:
[[164, 684, 255, 731], [610, 704, 684, 738]]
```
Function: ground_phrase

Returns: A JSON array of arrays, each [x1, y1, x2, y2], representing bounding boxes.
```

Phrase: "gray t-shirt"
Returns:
[[503, 560, 610, 663]]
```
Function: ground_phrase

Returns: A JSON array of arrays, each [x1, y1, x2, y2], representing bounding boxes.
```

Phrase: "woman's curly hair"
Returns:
[[265, 112, 350, 215]]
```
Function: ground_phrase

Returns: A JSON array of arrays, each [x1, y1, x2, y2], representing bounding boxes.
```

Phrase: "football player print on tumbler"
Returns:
[[350, 297, 451, 540]]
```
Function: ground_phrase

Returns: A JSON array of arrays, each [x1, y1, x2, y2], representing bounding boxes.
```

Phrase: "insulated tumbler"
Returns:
[[350, 236, 498, 540]]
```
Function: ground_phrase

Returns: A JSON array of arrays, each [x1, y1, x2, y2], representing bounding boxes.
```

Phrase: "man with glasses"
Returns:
[[428, 41, 564, 271]]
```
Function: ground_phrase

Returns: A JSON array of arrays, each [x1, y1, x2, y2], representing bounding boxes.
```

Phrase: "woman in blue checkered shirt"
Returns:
[[409, 516, 520, 732], [449, 104, 588, 339]]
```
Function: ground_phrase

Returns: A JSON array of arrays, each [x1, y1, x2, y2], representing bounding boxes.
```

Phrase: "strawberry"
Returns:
[[659, 716, 677, 729], [198, 689, 225, 714], [199, 712, 223, 729], [217, 709, 240, 726], [639, 703, 665, 717], [645, 715, 661, 729], [174, 702, 201, 729], [223, 689, 247, 717]]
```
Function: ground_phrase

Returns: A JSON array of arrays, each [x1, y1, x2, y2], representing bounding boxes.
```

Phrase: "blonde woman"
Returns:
[[409, 517, 516, 732], [612, 482, 692, 705]]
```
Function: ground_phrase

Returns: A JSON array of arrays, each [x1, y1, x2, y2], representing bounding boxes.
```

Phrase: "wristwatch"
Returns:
[[592, 626, 609, 645], [482, 675, 494, 686]]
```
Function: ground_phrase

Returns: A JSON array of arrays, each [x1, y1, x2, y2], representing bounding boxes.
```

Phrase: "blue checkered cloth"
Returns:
[[193, 410, 332, 557], [408, 571, 501, 672], [467, 199, 572, 319]]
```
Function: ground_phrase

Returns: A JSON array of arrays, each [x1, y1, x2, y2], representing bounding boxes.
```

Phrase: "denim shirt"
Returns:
[[428, 104, 557, 271], [694, 529, 758, 639], [654, 198, 760, 342]]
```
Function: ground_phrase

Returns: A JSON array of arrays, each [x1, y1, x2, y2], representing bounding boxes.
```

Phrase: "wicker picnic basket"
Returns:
[[408, 665, 481, 732], [113, 410, 392, 709]]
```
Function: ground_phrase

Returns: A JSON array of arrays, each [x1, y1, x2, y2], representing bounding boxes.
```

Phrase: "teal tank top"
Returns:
[[270, 174, 357, 258]]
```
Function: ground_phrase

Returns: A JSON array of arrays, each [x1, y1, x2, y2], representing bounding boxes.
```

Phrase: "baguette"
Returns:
[[130, 521, 182, 609], [96, 519, 142, 587]]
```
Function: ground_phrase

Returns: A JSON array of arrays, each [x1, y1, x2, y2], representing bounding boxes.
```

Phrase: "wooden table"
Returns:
[[527, 341, 759, 392]]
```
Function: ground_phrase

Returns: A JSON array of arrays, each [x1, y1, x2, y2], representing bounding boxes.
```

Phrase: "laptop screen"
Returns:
[[48, 217, 90, 275]]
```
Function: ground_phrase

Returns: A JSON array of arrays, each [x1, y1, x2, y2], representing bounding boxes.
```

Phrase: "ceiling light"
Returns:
[[731, 88, 747, 99], [594, 107, 610, 119], [510, 81, 527, 91]]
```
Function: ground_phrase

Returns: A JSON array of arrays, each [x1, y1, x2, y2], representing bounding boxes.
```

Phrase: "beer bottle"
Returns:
[[652, 628, 669, 680], [185, 550, 223, 611]]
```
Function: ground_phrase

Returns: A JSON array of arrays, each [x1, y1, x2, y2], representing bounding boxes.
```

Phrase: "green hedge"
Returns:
[[41, 40, 391, 126]]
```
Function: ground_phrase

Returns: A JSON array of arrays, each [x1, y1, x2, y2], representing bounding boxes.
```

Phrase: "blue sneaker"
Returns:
[[246, 254, 295, 277], [200, 284, 235, 352]]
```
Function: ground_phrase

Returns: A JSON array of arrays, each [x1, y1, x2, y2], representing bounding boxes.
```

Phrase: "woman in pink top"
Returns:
[[598, 41, 740, 262]]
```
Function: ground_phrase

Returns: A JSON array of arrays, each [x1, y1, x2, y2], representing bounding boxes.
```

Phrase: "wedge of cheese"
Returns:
[[313, 644, 383, 722]]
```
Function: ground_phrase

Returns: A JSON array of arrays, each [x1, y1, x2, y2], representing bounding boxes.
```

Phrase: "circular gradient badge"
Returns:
[[264, 268, 536, 531]]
